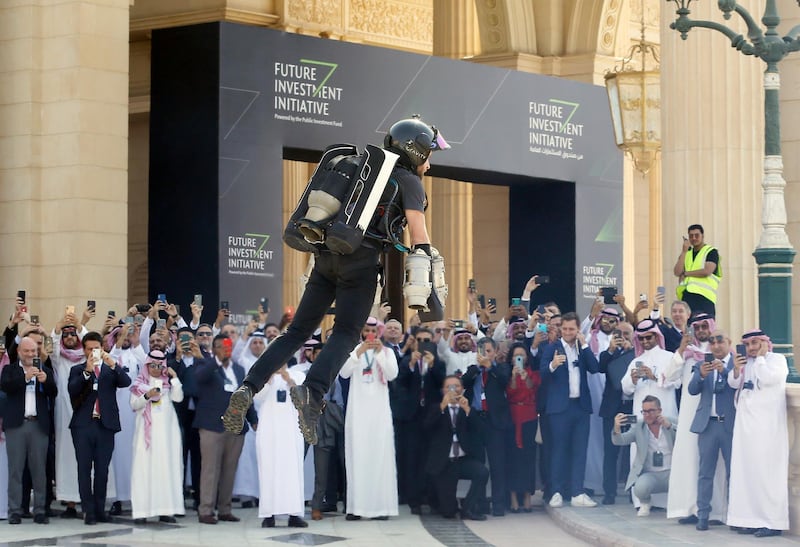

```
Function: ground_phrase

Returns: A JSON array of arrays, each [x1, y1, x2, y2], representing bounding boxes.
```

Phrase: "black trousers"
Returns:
[[71, 421, 115, 519], [179, 407, 201, 502], [477, 414, 511, 512], [434, 457, 488, 518], [507, 420, 537, 494], [601, 401, 632, 499], [244, 246, 380, 396], [395, 416, 427, 507]]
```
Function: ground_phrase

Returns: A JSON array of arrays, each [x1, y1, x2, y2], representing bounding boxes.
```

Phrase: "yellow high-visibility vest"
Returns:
[[677, 244, 721, 303]]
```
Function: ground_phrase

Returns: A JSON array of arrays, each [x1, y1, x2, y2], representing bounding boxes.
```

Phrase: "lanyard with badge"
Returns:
[[362, 350, 374, 383]]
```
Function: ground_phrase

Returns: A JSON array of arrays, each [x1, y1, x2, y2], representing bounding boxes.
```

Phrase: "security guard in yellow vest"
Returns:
[[673, 224, 722, 318]]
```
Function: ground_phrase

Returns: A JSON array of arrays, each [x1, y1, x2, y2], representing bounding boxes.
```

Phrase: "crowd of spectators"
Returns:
[[0, 224, 790, 538]]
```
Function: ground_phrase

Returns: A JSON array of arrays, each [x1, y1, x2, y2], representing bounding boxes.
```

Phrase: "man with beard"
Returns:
[[107, 321, 147, 516], [437, 328, 482, 376], [263, 323, 280, 344], [51, 313, 89, 518], [584, 307, 623, 497], [687, 329, 736, 532], [621, 319, 679, 512], [665, 312, 726, 524], [170, 327, 206, 511], [598, 321, 634, 504]]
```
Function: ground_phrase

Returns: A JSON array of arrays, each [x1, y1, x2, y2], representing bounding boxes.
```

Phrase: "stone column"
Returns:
[[282, 160, 314, 309], [0, 1, 130, 325], [430, 178, 473, 322], [660, 1, 763, 338], [433, 0, 480, 59]]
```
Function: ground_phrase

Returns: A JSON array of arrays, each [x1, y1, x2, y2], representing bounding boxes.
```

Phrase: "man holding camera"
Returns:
[[423, 375, 488, 521], [68, 331, 131, 525], [598, 321, 634, 504], [686, 329, 736, 532], [611, 395, 676, 517], [540, 312, 600, 508], [725, 330, 788, 538], [1, 336, 58, 524]]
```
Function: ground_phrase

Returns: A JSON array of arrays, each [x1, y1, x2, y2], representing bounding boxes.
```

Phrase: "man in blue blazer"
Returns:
[[686, 329, 736, 531], [193, 334, 257, 525], [67, 331, 132, 525], [539, 312, 600, 509], [1, 336, 57, 524]]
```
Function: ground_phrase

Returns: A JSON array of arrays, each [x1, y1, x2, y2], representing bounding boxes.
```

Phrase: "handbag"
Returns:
[[316, 383, 344, 448]]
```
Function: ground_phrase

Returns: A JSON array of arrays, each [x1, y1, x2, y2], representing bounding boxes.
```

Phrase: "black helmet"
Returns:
[[384, 115, 450, 167]]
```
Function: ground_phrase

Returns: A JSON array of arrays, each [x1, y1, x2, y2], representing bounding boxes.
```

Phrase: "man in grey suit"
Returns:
[[611, 395, 676, 517], [686, 329, 736, 531]]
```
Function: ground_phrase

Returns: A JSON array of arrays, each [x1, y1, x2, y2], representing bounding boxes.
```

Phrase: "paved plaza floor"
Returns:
[[2, 493, 798, 546]]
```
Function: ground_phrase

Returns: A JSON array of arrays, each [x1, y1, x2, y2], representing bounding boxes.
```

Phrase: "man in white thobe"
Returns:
[[339, 318, 398, 520], [50, 314, 89, 518], [621, 319, 679, 509], [726, 329, 789, 538], [255, 365, 308, 528]]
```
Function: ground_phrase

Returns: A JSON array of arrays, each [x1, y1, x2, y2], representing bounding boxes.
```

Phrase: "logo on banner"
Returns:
[[227, 233, 275, 277], [581, 263, 618, 300], [528, 99, 585, 161], [273, 59, 344, 127]]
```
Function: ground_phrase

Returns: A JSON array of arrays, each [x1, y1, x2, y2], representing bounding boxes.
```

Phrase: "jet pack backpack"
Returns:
[[283, 143, 400, 255]]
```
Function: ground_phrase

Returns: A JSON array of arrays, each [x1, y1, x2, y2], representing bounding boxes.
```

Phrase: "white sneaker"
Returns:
[[571, 493, 598, 507], [549, 492, 563, 508], [637, 503, 651, 517]]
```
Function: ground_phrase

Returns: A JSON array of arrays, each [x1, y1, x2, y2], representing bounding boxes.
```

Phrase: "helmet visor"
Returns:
[[431, 128, 450, 151]]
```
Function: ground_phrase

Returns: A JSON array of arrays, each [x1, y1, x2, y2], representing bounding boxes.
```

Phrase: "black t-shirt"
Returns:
[[690, 247, 720, 276], [391, 165, 426, 212]]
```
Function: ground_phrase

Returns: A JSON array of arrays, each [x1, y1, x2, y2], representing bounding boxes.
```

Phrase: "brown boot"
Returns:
[[312, 509, 323, 521]]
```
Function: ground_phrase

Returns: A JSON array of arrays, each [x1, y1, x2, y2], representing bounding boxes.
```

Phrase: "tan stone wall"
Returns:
[[0, 1, 130, 330]]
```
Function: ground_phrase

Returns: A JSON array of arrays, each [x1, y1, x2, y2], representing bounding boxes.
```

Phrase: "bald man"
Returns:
[[0, 337, 57, 524]]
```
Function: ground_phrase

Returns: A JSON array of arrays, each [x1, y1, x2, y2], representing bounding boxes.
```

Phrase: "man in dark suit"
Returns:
[[423, 374, 488, 521], [193, 334, 256, 525], [67, 331, 132, 525], [1, 336, 57, 524], [462, 337, 511, 516], [539, 312, 600, 508], [686, 329, 736, 531], [392, 327, 445, 514], [598, 321, 635, 504]]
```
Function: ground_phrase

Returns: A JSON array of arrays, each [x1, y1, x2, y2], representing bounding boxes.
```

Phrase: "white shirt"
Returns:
[[21, 364, 37, 417], [218, 358, 238, 390], [644, 425, 672, 472], [448, 405, 466, 458], [563, 341, 581, 398]]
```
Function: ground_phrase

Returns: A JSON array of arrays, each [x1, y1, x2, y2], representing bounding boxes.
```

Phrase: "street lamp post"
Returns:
[[666, 0, 798, 378]]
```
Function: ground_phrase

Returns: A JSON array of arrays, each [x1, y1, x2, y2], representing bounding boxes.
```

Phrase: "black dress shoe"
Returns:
[[159, 515, 177, 523], [21, 511, 33, 519], [198, 515, 217, 525], [461, 509, 487, 521], [492, 509, 505, 517], [109, 501, 122, 516], [134, 518, 147, 524], [709, 519, 724, 526], [33, 513, 49, 524], [84, 515, 97, 525], [678, 515, 699, 525], [96, 513, 112, 523], [509, 507, 520, 514], [522, 507, 533, 513], [261, 516, 275, 528], [737, 527, 757, 534], [241, 500, 254, 509], [60, 506, 79, 519], [371, 516, 388, 521], [8, 513, 22, 525], [754, 528, 782, 538], [288, 516, 308, 528], [602, 496, 616, 505], [696, 519, 709, 531], [319, 504, 338, 513]]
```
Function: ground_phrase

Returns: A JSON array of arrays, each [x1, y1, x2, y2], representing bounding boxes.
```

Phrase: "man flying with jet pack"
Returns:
[[222, 115, 450, 444]]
